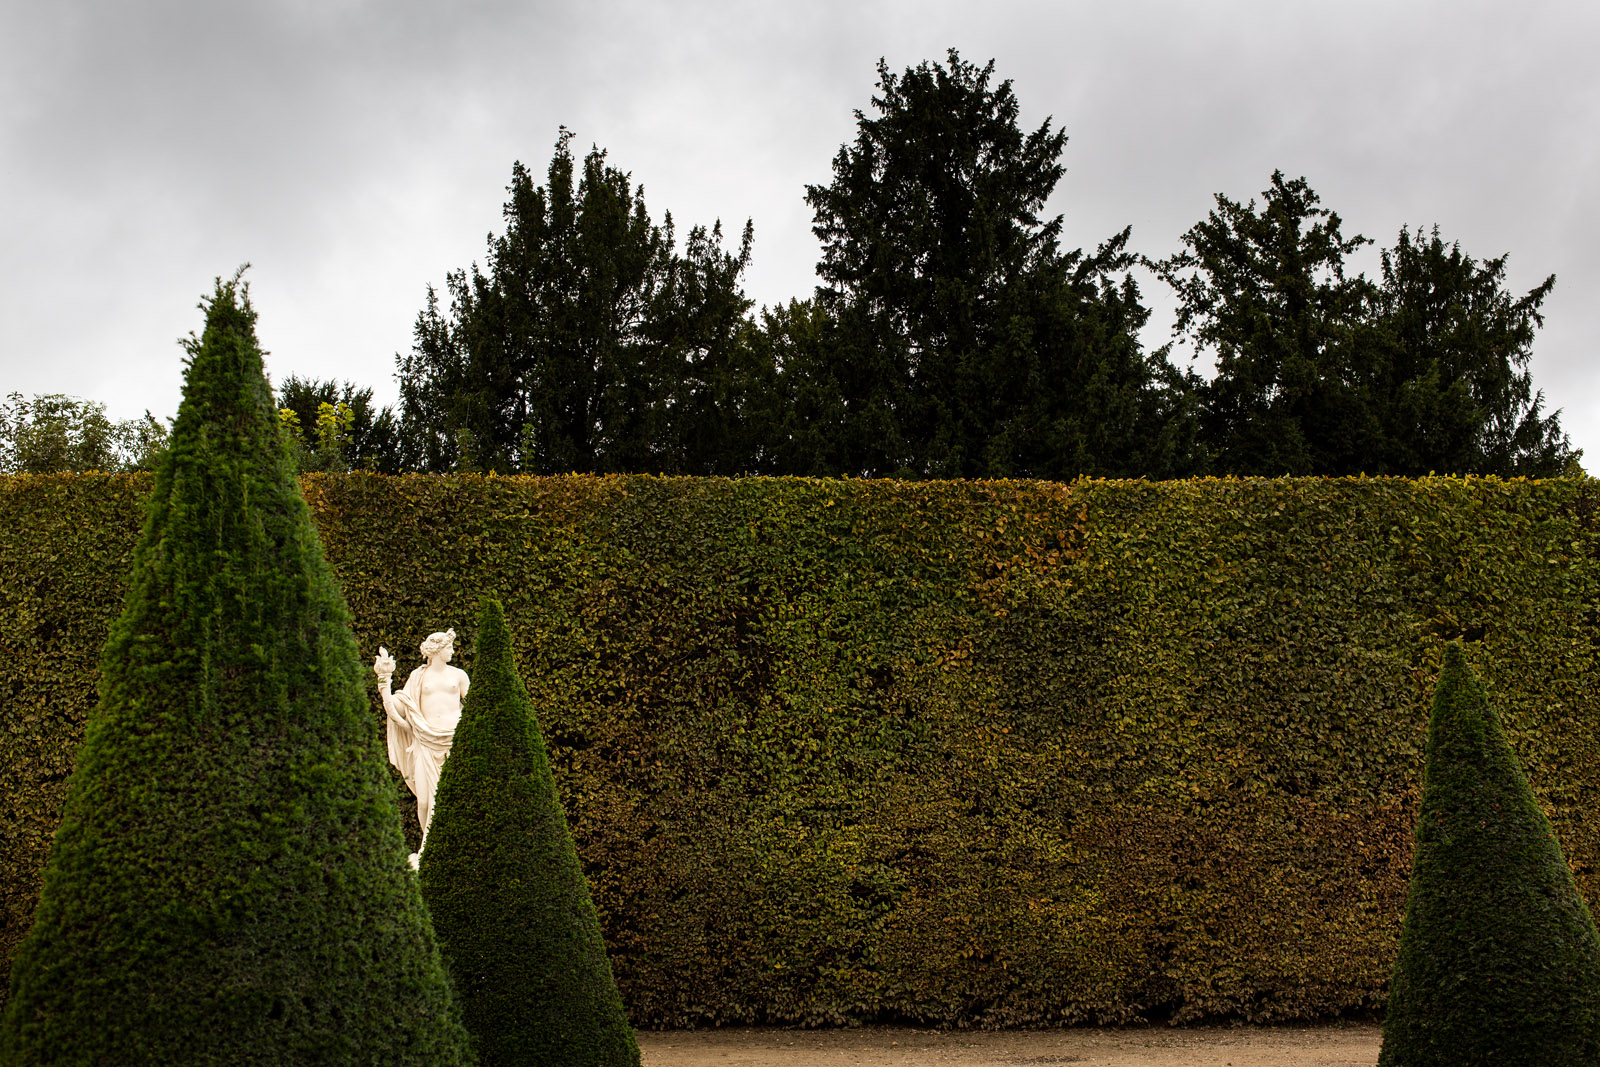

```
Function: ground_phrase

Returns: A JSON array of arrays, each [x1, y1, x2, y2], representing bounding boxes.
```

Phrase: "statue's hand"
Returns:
[[374, 646, 396, 686]]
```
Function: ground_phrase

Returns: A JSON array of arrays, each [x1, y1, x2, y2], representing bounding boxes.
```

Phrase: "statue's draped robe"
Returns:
[[386, 667, 456, 846]]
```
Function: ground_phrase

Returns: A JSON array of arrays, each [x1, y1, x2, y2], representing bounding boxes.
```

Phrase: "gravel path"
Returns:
[[638, 1024, 1381, 1066]]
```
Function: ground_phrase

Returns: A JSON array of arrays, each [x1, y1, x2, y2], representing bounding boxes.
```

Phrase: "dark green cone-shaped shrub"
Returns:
[[0, 277, 474, 1065], [1380, 642, 1600, 1065], [420, 597, 639, 1067]]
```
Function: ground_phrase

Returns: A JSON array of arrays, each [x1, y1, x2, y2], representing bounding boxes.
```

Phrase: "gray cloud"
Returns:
[[4, 0, 1596, 459]]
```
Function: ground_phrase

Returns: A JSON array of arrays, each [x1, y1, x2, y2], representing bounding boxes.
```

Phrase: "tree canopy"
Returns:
[[396, 130, 756, 476], [1153, 171, 1378, 475], [381, 62, 1574, 481], [275, 375, 400, 473], [1154, 173, 1577, 476], [1366, 226, 1572, 476], [800, 49, 1195, 479], [59, 55, 1578, 482], [0, 392, 167, 474]]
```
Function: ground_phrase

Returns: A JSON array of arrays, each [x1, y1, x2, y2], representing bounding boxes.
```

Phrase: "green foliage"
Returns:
[[803, 50, 1196, 479], [1155, 174, 1577, 477], [0, 278, 473, 1063], [647, 219, 767, 476], [5, 472, 1600, 1027], [421, 598, 639, 1067], [1378, 643, 1600, 1064], [1154, 170, 1375, 475], [275, 374, 401, 473], [741, 298, 843, 476], [375, 57, 1571, 484], [0, 392, 168, 473], [1369, 227, 1571, 476], [396, 130, 757, 476]]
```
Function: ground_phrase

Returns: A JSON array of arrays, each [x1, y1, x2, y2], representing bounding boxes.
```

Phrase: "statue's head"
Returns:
[[420, 629, 456, 662]]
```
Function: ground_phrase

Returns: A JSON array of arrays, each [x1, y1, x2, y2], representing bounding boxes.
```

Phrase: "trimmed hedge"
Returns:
[[422, 597, 639, 1066], [1379, 643, 1600, 1063], [4, 472, 1600, 1026], [0, 282, 473, 1062]]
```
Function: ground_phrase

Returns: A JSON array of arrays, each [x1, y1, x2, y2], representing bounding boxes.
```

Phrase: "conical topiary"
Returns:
[[0, 276, 475, 1065], [420, 597, 640, 1067], [1379, 642, 1600, 1064]]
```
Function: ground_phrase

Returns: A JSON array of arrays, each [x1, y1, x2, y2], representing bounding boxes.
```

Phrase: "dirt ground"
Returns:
[[637, 1023, 1382, 1066]]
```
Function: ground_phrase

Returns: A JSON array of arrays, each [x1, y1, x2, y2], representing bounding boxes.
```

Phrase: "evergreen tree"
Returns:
[[644, 219, 767, 475], [1380, 643, 1600, 1065], [804, 50, 1193, 479], [1367, 226, 1575, 476], [1156, 175, 1577, 477], [395, 130, 757, 475], [981, 231, 1203, 479], [0, 275, 474, 1065], [275, 375, 401, 473], [1153, 170, 1376, 475], [420, 598, 639, 1067], [753, 297, 859, 476]]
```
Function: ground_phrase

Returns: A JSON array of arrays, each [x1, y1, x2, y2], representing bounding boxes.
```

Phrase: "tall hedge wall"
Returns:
[[4, 473, 1598, 1026]]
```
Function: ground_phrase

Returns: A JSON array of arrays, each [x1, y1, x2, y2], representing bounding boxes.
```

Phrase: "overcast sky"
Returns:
[[4, 0, 1596, 463]]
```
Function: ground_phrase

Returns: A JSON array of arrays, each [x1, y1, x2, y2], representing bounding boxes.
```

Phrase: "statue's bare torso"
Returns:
[[419, 662, 468, 732]]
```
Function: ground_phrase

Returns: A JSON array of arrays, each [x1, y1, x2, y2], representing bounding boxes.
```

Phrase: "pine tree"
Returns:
[[0, 275, 475, 1065], [275, 374, 402, 474], [395, 131, 756, 475], [1153, 170, 1376, 476], [1154, 175, 1577, 477], [1368, 226, 1575, 476], [1380, 643, 1600, 1065], [803, 50, 1193, 479], [420, 598, 639, 1067]]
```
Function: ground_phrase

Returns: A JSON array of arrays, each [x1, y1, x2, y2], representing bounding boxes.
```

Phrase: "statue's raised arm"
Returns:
[[373, 647, 403, 725]]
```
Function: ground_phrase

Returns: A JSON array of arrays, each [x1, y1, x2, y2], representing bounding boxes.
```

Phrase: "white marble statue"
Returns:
[[374, 629, 470, 868]]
